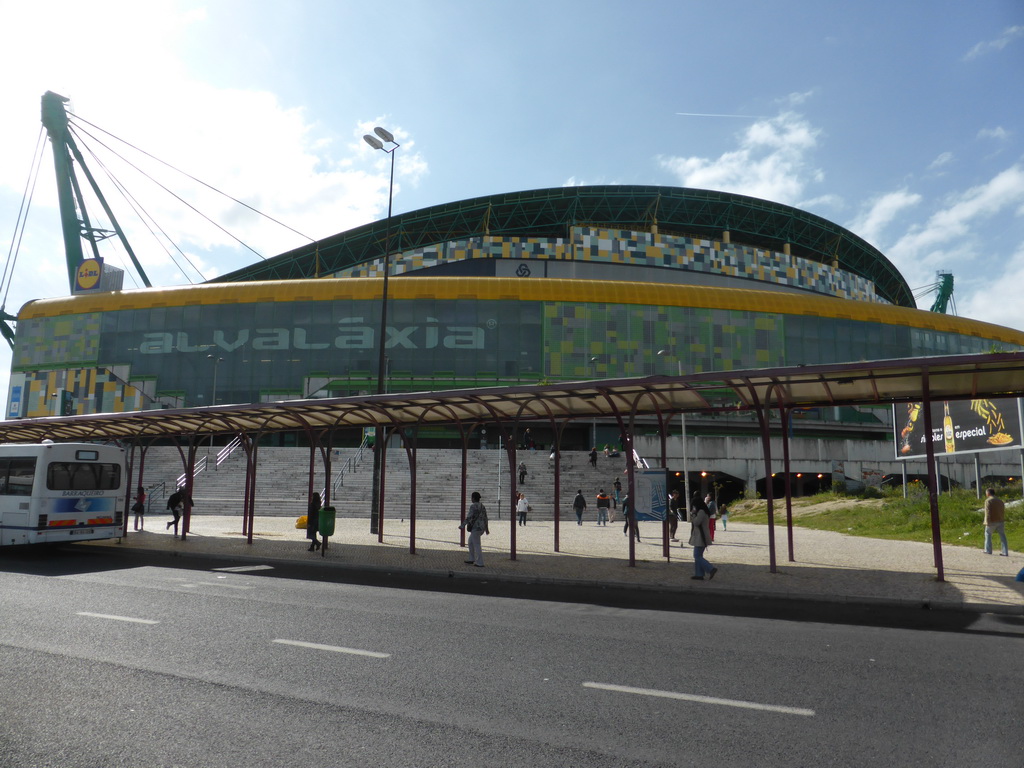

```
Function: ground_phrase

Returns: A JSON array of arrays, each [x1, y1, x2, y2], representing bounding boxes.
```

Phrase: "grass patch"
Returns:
[[727, 486, 1023, 552]]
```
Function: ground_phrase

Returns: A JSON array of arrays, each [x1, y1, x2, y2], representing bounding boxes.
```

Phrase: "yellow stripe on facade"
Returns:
[[18, 277, 1024, 345]]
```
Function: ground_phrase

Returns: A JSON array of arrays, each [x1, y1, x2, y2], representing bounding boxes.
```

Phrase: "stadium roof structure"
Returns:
[[210, 185, 914, 307]]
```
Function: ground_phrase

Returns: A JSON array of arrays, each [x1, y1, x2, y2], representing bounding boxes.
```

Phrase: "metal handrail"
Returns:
[[146, 480, 167, 513], [319, 436, 370, 501], [633, 448, 649, 469], [216, 437, 242, 467], [176, 455, 208, 488]]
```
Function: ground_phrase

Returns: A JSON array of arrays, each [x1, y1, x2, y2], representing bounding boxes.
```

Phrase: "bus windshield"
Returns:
[[47, 462, 122, 491]]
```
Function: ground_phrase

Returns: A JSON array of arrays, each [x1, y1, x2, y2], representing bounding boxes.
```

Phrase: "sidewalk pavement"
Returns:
[[88, 514, 1024, 615]]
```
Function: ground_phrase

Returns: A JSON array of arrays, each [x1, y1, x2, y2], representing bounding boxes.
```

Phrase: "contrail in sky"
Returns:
[[675, 112, 771, 119]]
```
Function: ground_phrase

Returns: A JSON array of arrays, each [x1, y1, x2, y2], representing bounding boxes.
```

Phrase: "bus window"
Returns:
[[47, 462, 121, 491], [1, 458, 36, 496]]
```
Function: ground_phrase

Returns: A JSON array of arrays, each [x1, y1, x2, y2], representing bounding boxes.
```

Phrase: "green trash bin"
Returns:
[[319, 506, 336, 537]]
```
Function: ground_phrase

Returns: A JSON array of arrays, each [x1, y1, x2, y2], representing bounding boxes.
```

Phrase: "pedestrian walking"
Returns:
[[622, 494, 640, 541], [983, 487, 1009, 556], [516, 492, 530, 527], [688, 504, 717, 581], [572, 489, 587, 525], [690, 491, 709, 523], [306, 491, 322, 552], [595, 489, 611, 526], [611, 477, 622, 521], [667, 490, 681, 540], [589, 447, 598, 468], [165, 489, 191, 538], [518, 461, 528, 485], [705, 493, 718, 541], [461, 491, 490, 567], [132, 485, 146, 531], [719, 503, 729, 531]]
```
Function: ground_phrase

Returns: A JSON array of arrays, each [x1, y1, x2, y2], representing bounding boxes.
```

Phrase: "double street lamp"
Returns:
[[363, 126, 400, 535]]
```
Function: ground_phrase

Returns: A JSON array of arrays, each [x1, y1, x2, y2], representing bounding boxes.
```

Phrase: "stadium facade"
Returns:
[[9, 186, 1024, 440]]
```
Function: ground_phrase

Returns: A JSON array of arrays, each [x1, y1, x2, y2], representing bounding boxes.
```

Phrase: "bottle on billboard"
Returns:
[[943, 402, 955, 454]]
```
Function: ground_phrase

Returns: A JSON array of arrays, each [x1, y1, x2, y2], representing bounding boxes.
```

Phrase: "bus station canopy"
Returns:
[[3, 351, 1024, 443]]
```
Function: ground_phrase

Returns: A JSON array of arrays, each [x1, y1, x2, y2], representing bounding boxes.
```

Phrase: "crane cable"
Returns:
[[69, 120, 268, 263], [70, 113, 317, 244], [73, 127, 207, 285], [1, 126, 48, 313]]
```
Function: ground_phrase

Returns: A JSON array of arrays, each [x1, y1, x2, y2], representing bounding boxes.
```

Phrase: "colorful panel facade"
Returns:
[[9, 290, 1017, 416], [335, 227, 880, 303]]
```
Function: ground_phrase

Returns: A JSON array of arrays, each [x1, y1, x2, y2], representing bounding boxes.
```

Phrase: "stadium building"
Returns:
[[9, 185, 1024, 459]]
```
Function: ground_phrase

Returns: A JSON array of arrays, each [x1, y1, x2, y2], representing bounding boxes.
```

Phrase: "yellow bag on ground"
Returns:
[[295, 515, 307, 529]]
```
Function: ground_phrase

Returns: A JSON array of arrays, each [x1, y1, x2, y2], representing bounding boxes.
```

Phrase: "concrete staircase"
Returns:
[[133, 445, 635, 520]]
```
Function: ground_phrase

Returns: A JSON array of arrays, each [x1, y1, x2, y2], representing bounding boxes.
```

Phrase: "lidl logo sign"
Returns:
[[75, 258, 102, 291]]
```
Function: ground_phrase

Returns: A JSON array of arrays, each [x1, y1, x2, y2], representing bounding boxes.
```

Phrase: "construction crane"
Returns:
[[912, 271, 955, 315], [40, 91, 152, 292]]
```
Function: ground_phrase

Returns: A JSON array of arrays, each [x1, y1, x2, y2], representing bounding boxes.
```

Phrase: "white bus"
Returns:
[[0, 442, 126, 546]]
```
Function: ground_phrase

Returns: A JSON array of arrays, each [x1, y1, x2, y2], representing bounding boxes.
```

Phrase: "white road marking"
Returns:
[[77, 612, 159, 625], [213, 565, 275, 572], [272, 639, 390, 658], [180, 582, 252, 590], [201, 582, 251, 590], [583, 682, 815, 717]]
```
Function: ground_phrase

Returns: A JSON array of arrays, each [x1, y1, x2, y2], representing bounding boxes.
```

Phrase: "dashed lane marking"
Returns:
[[77, 612, 160, 625], [272, 639, 390, 658], [583, 682, 815, 717], [212, 565, 275, 572], [178, 582, 252, 590]]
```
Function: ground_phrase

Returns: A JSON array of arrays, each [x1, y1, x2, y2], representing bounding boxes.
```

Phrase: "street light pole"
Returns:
[[658, 349, 689, 510], [364, 127, 400, 536], [590, 356, 598, 449], [207, 354, 223, 469]]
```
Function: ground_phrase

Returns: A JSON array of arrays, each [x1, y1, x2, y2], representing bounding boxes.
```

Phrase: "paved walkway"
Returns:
[[88, 514, 1024, 614]]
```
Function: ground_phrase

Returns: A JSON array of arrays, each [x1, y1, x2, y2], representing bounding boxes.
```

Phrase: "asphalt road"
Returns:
[[0, 547, 1020, 767]]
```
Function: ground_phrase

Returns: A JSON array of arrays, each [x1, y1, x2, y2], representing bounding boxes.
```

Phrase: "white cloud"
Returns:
[[927, 152, 954, 172], [978, 126, 1010, 141], [884, 165, 1024, 290], [778, 90, 816, 107], [798, 193, 843, 212], [848, 189, 923, 248], [0, 0, 429, 404], [0, 3, 428, 285], [957, 239, 1024, 331], [963, 25, 1024, 61], [658, 112, 822, 205]]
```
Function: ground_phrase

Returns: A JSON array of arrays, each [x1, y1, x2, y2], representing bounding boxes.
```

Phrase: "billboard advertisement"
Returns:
[[894, 397, 1022, 459], [634, 469, 668, 521]]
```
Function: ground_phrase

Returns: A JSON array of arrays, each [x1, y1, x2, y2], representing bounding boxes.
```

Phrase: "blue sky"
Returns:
[[0, 0, 1022, 403]]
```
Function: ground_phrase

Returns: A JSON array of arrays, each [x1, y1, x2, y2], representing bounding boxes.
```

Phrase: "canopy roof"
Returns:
[[3, 352, 1024, 444]]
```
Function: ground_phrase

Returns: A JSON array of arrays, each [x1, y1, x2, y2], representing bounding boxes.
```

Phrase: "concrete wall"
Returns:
[[633, 433, 1024, 493]]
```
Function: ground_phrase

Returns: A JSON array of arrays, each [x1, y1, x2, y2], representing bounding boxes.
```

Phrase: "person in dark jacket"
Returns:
[[572, 490, 587, 525], [595, 489, 611, 526], [307, 492, 322, 551], [165, 489, 192, 538], [622, 494, 640, 541], [667, 490, 681, 541]]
